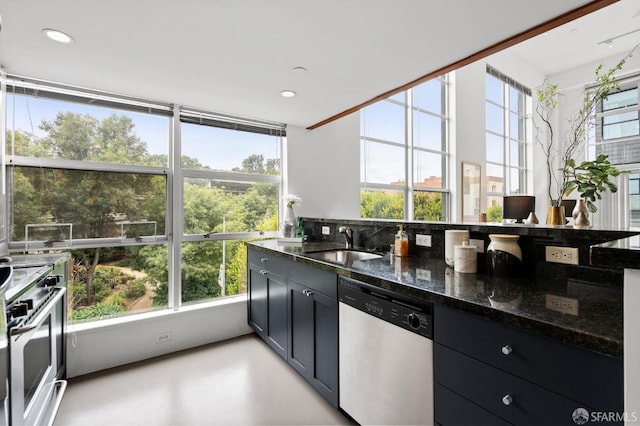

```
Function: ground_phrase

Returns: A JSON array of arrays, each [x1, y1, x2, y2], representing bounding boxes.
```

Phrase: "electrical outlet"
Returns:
[[545, 246, 579, 265], [322, 226, 331, 235], [155, 332, 172, 344], [545, 294, 579, 316], [469, 239, 484, 253], [416, 234, 432, 247]]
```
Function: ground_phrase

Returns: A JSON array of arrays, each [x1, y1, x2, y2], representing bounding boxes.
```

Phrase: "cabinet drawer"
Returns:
[[247, 249, 287, 278], [435, 344, 591, 426], [434, 305, 623, 411], [287, 260, 336, 299], [435, 384, 510, 426]]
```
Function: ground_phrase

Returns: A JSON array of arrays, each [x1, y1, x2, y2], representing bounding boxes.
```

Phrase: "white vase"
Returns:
[[572, 199, 589, 221], [282, 206, 297, 238]]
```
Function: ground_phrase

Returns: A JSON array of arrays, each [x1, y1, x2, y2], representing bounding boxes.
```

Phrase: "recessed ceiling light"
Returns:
[[42, 28, 75, 44], [292, 67, 307, 73], [281, 90, 296, 98]]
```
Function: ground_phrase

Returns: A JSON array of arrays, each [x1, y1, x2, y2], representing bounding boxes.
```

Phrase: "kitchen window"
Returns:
[[178, 110, 282, 306], [360, 76, 450, 221], [4, 77, 283, 322], [485, 66, 531, 221]]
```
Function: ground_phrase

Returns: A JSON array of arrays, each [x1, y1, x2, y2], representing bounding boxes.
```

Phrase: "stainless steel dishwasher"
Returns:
[[339, 276, 434, 426]]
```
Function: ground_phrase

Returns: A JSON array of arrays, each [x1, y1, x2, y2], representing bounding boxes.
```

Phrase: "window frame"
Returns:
[[360, 75, 450, 221], [485, 66, 532, 215], [4, 75, 284, 319]]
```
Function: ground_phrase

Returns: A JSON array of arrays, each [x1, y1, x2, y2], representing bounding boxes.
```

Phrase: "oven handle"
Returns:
[[10, 286, 66, 337]]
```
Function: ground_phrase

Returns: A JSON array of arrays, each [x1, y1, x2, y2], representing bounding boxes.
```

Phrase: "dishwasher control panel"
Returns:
[[339, 276, 432, 338]]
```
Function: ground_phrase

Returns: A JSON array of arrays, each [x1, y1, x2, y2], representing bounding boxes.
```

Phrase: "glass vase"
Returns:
[[282, 206, 297, 238]]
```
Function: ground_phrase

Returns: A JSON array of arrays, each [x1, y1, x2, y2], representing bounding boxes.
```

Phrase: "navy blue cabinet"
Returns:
[[247, 251, 288, 359], [434, 304, 623, 425], [247, 248, 338, 407]]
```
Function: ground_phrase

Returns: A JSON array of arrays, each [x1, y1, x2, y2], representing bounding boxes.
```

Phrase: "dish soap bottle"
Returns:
[[394, 225, 409, 257]]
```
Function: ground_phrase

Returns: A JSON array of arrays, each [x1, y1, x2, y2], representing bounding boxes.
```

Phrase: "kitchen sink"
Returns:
[[304, 249, 383, 265]]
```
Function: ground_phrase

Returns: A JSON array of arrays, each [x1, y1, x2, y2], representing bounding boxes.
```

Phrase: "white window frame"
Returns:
[[360, 76, 450, 221]]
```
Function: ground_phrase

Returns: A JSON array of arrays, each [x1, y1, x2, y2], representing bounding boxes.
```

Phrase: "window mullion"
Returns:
[[406, 90, 414, 221], [170, 105, 182, 311]]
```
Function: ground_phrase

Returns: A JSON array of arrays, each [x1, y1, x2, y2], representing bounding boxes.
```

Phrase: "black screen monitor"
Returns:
[[560, 199, 577, 218], [503, 196, 535, 223]]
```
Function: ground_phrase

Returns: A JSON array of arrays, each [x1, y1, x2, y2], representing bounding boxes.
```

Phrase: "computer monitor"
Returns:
[[503, 196, 535, 223], [560, 199, 577, 218]]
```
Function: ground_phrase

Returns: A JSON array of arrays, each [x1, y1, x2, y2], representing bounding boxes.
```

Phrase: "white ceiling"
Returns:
[[0, 0, 628, 128], [508, 0, 640, 76]]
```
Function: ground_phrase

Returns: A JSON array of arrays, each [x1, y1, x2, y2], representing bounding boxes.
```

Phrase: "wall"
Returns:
[[66, 297, 252, 378], [624, 268, 640, 420], [286, 113, 361, 220]]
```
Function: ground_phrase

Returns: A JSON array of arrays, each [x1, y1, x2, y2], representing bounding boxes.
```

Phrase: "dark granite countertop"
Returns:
[[590, 233, 640, 270], [248, 240, 623, 358]]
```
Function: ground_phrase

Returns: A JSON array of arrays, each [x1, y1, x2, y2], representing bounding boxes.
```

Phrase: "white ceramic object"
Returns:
[[454, 241, 477, 273], [445, 230, 469, 266]]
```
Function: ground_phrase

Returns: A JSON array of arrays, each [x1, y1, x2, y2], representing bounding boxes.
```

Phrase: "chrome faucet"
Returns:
[[338, 226, 353, 249]]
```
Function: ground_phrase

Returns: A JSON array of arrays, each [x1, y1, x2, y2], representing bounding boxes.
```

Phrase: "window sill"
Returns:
[[68, 294, 247, 333]]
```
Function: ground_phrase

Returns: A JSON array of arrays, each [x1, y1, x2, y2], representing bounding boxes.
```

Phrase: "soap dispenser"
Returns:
[[394, 225, 409, 257]]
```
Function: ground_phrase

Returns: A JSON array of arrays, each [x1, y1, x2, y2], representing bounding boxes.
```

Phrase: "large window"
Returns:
[[179, 115, 281, 305], [4, 78, 282, 322], [485, 66, 531, 222], [590, 82, 640, 227], [360, 77, 450, 221]]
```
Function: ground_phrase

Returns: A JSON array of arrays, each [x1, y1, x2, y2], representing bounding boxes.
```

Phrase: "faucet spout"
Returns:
[[338, 226, 353, 249]]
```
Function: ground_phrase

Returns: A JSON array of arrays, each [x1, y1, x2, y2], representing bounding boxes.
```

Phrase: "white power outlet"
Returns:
[[322, 226, 331, 235], [545, 246, 579, 265], [545, 294, 579, 316], [416, 234, 432, 247], [155, 332, 172, 344]]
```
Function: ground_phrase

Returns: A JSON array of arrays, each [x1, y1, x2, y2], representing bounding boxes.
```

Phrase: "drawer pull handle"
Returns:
[[502, 395, 513, 406], [302, 289, 313, 297], [259, 270, 268, 275], [260, 258, 269, 263], [501, 345, 513, 355]]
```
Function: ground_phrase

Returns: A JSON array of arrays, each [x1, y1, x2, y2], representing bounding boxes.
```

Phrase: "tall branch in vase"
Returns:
[[535, 43, 639, 208]]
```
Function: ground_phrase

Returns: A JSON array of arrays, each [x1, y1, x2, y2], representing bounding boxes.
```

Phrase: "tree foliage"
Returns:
[[10, 111, 279, 318]]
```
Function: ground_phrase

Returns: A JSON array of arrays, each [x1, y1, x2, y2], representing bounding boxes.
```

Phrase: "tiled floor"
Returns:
[[54, 334, 351, 425]]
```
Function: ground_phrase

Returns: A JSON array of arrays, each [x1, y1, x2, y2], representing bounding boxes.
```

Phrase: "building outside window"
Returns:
[[485, 66, 531, 222], [590, 82, 640, 227], [360, 76, 450, 221], [4, 77, 282, 323]]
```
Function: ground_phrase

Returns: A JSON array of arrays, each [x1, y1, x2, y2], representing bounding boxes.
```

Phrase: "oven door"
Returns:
[[9, 286, 66, 426]]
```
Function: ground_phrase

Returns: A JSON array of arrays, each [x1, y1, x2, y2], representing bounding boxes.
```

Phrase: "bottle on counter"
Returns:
[[394, 225, 409, 257]]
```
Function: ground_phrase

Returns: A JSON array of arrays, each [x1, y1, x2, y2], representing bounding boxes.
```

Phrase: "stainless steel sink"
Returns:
[[305, 249, 383, 265]]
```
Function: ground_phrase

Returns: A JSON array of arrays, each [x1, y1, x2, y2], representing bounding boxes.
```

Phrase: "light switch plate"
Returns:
[[322, 226, 331, 235], [416, 234, 432, 247]]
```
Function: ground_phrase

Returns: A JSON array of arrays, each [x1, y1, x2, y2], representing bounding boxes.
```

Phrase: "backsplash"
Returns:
[[300, 217, 638, 288]]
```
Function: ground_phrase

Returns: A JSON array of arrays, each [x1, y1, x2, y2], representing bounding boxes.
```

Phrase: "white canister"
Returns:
[[454, 241, 477, 273], [445, 230, 469, 266]]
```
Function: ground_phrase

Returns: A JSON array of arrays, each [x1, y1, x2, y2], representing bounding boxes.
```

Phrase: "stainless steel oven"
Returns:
[[0, 259, 12, 426], [6, 264, 67, 426]]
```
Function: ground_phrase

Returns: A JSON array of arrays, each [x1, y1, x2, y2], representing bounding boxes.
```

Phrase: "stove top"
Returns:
[[6, 265, 52, 303]]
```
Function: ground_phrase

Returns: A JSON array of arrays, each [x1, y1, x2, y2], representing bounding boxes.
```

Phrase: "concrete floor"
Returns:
[[54, 334, 352, 426]]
